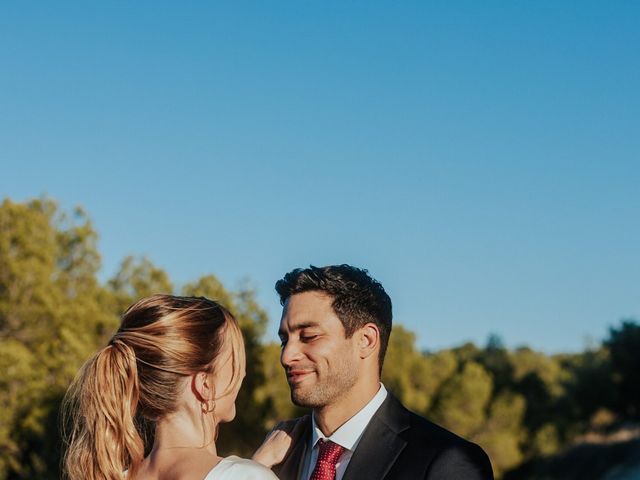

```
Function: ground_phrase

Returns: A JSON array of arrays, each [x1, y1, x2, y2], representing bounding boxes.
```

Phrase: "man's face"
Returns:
[[278, 291, 360, 408]]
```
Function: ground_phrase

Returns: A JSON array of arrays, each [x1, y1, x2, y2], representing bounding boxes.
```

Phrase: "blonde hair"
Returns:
[[62, 295, 245, 480]]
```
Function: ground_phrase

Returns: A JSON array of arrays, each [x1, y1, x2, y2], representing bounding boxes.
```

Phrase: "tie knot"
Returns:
[[310, 440, 346, 480], [317, 439, 345, 464]]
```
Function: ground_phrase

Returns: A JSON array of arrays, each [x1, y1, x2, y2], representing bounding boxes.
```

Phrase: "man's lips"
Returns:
[[287, 370, 314, 384]]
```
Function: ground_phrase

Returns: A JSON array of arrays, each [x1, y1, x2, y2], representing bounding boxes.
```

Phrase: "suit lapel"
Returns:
[[342, 393, 410, 480], [276, 394, 410, 480]]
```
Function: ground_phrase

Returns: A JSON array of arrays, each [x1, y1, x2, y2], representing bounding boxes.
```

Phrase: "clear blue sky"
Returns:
[[2, 2, 638, 353]]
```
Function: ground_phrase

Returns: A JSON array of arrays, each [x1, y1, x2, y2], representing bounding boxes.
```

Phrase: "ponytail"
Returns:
[[62, 295, 245, 478], [62, 340, 144, 480]]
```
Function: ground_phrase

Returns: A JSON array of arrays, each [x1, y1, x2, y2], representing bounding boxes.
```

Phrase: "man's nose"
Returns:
[[281, 339, 303, 367]]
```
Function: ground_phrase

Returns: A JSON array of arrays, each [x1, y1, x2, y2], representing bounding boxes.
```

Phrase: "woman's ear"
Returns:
[[358, 323, 380, 360], [192, 371, 213, 402]]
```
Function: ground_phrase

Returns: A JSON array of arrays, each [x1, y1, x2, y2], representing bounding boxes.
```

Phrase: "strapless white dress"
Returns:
[[203, 456, 278, 480]]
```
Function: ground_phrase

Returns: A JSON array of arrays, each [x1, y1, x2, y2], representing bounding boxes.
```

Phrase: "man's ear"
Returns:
[[358, 323, 380, 360]]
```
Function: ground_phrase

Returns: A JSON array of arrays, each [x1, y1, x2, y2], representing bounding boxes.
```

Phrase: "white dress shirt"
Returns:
[[301, 384, 388, 480]]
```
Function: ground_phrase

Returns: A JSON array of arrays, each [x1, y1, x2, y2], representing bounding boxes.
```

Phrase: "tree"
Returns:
[[476, 334, 514, 394], [430, 361, 493, 438], [474, 391, 526, 476], [0, 198, 113, 479], [559, 347, 613, 436], [605, 320, 640, 418], [107, 255, 173, 314], [382, 325, 440, 414]]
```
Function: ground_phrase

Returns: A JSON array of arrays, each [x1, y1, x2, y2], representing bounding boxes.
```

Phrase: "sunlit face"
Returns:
[[279, 291, 360, 408], [211, 342, 246, 423]]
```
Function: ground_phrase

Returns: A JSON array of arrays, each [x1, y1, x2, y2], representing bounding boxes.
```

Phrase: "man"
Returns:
[[273, 264, 493, 480]]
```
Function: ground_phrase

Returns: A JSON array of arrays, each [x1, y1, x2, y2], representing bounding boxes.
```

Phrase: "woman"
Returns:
[[62, 294, 297, 479]]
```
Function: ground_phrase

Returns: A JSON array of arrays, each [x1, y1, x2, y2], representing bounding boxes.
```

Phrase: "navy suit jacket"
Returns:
[[273, 393, 493, 480]]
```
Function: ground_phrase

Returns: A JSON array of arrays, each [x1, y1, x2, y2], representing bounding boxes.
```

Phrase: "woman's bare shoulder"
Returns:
[[131, 450, 222, 480], [203, 456, 278, 480]]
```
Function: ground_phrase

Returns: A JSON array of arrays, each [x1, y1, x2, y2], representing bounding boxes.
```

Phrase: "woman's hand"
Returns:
[[252, 417, 307, 468]]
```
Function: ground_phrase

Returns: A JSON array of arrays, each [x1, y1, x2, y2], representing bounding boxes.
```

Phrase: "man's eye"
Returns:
[[301, 335, 318, 342]]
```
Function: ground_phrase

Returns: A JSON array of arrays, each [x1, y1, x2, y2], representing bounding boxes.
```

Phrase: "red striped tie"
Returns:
[[310, 439, 346, 480]]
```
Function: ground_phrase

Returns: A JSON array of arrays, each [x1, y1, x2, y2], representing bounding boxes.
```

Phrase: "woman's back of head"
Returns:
[[62, 294, 245, 480]]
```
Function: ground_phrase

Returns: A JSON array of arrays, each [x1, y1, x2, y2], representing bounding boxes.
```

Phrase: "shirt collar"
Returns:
[[310, 383, 388, 452]]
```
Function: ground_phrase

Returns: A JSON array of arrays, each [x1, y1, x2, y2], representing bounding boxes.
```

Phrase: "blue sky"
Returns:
[[2, 2, 638, 352]]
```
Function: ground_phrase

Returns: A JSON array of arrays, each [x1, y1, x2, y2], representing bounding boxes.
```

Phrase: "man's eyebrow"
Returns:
[[278, 322, 320, 338]]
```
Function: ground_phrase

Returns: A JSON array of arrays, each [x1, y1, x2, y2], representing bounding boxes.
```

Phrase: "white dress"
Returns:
[[203, 456, 278, 480]]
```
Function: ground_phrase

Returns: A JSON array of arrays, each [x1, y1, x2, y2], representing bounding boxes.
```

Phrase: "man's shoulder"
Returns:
[[404, 407, 473, 446], [382, 393, 470, 444], [379, 394, 494, 478], [406, 411, 490, 460]]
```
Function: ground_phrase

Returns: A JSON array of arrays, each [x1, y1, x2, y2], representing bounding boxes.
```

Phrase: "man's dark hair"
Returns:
[[275, 264, 392, 374]]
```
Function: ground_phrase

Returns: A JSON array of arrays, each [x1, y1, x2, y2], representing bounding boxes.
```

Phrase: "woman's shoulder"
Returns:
[[204, 456, 278, 480]]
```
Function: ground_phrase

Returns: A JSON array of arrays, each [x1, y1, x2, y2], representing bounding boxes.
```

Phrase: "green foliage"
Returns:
[[605, 320, 640, 418], [0, 340, 42, 476], [559, 347, 614, 434], [382, 325, 440, 414], [530, 423, 560, 458], [476, 336, 514, 393], [474, 391, 526, 475], [420, 350, 458, 408], [431, 361, 493, 438], [0, 198, 115, 479], [108, 256, 173, 313]]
